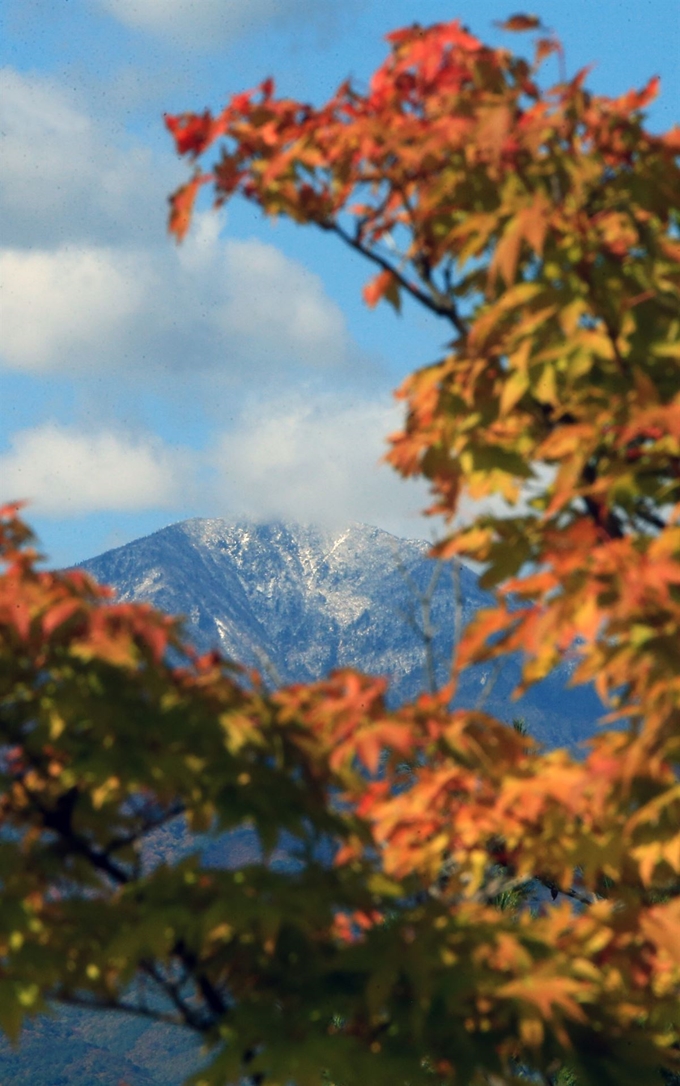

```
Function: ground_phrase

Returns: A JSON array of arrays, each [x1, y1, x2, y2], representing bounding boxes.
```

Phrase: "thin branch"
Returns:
[[431, 846, 602, 910], [104, 799, 187, 859], [392, 180, 459, 308], [140, 959, 217, 1032], [325, 219, 468, 335], [250, 645, 284, 690], [534, 874, 600, 908], [421, 563, 443, 695], [390, 546, 444, 694], [450, 559, 464, 683], [582, 494, 625, 540], [23, 783, 132, 886], [475, 659, 503, 711], [19, 780, 231, 1034], [631, 502, 667, 533]]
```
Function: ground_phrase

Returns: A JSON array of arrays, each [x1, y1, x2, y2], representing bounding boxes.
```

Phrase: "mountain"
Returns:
[[2, 518, 608, 1086], [76, 517, 605, 750]]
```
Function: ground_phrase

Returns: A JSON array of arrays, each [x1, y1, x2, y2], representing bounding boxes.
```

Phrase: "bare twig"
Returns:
[[450, 558, 464, 683], [475, 658, 503, 711], [251, 645, 284, 690], [390, 545, 445, 694]]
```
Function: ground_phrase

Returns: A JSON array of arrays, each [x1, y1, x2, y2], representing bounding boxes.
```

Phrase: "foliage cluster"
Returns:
[[2, 14, 679, 1086]]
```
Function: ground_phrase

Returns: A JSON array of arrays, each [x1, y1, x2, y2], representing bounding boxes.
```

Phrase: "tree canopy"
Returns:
[[2, 14, 679, 1086]]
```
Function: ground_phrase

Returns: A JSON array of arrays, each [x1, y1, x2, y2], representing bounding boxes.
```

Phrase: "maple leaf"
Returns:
[[495, 15, 542, 32], [168, 173, 207, 242], [499, 972, 590, 1024], [534, 37, 562, 67], [362, 269, 400, 310], [41, 597, 82, 637]]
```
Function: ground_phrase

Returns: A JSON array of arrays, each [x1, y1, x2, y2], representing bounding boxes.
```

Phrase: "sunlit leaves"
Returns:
[[163, 14, 680, 1073], [1, 488, 680, 1082], [3, 9, 680, 1086], [167, 172, 210, 243]]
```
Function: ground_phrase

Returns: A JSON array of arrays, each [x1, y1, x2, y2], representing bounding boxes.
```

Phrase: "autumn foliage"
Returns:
[[2, 14, 680, 1086]]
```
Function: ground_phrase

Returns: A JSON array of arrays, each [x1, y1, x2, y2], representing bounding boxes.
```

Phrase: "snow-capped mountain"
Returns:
[[78, 517, 606, 752]]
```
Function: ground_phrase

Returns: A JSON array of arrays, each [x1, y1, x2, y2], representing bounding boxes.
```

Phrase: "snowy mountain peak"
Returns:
[[78, 516, 604, 750]]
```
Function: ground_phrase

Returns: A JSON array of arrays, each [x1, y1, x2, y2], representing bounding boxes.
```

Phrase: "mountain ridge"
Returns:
[[77, 516, 605, 751]]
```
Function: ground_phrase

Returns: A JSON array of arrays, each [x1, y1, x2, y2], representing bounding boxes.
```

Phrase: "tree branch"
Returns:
[[140, 959, 219, 1032], [325, 219, 468, 335], [631, 501, 668, 533], [390, 546, 444, 695], [104, 799, 187, 859], [19, 781, 231, 1037]]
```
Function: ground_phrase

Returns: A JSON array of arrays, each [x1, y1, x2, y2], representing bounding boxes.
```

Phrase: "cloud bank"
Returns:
[[95, 0, 338, 49], [0, 71, 356, 380], [207, 392, 429, 537], [0, 390, 429, 539], [0, 208, 356, 380], [0, 247, 153, 373], [0, 65, 369, 383], [0, 63, 413, 545], [0, 425, 191, 516], [0, 68, 166, 249]]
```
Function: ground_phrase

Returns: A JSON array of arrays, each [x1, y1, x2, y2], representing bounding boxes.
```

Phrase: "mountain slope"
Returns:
[[78, 517, 605, 750]]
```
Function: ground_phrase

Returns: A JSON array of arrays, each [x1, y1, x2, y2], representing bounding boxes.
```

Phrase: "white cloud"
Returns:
[[215, 238, 349, 370], [208, 391, 430, 537], [0, 398, 431, 534], [0, 425, 190, 516], [0, 61, 398, 539], [0, 68, 364, 383], [96, 0, 332, 49], [0, 247, 154, 372], [0, 67, 170, 248], [0, 228, 355, 378]]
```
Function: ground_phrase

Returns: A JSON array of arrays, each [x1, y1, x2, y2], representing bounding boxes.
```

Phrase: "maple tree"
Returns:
[[2, 13, 680, 1086]]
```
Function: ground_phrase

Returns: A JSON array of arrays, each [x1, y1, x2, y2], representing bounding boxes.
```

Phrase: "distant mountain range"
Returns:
[[77, 517, 605, 751], [2, 518, 608, 1086]]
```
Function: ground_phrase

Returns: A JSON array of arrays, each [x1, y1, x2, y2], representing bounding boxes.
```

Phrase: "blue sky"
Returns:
[[1, 0, 678, 568]]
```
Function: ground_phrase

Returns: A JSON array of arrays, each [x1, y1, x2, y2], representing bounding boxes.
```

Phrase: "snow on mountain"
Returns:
[[78, 517, 606, 752]]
